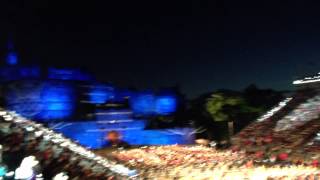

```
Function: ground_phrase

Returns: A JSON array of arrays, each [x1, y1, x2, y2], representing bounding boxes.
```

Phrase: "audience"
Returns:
[[0, 111, 133, 179]]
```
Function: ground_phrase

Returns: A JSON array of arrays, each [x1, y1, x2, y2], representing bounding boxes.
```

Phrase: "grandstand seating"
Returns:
[[232, 89, 320, 160]]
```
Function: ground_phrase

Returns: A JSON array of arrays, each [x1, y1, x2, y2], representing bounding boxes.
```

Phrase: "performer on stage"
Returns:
[[104, 131, 130, 149]]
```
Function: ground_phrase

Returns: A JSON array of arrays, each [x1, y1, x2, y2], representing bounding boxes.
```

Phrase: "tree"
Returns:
[[188, 87, 284, 142], [205, 93, 263, 140], [206, 94, 243, 122]]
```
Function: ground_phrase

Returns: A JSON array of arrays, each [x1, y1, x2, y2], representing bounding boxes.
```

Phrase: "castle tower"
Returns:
[[6, 39, 18, 65]]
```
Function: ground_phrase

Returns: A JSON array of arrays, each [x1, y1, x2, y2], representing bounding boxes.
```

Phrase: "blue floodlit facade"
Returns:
[[5, 81, 76, 121], [88, 84, 115, 104], [5, 79, 178, 120], [48, 68, 93, 81], [6, 51, 18, 65], [0, 66, 41, 81], [0, 41, 190, 148], [37, 82, 75, 120], [51, 121, 194, 149], [130, 92, 178, 116], [130, 92, 155, 116], [155, 95, 177, 115]]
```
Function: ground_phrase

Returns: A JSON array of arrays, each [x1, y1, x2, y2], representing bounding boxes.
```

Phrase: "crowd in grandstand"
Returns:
[[232, 90, 320, 166], [111, 145, 320, 179], [275, 95, 320, 131], [0, 110, 135, 179]]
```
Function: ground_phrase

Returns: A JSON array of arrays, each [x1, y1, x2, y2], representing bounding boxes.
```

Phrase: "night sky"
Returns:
[[2, 0, 320, 97]]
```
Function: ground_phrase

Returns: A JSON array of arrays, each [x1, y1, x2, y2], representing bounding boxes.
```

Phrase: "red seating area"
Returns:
[[232, 90, 320, 163]]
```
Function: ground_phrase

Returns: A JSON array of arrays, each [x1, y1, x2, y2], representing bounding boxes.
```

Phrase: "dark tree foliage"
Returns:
[[187, 84, 285, 141]]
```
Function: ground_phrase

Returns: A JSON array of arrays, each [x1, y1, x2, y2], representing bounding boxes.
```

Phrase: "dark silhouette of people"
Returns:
[[103, 131, 130, 149]]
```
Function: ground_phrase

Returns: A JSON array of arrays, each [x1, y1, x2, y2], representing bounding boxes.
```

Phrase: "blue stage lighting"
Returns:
[[48, 68, 92, 81], [155, 96, 177, 115], [39, 82, 75, 120], [89, 85, 114, 104], [6, 52, 18, 65], [5, 81, 75, 121], [20, 67, 40, 78], [130, 93, 155, 115], [51, 121, 194, 149]]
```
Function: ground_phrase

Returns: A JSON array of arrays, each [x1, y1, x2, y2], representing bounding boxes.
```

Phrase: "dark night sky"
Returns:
[[1, 0, 320, 97]]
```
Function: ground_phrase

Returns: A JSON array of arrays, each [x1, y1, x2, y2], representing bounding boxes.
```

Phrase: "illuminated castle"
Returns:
[[0, 40, 194, 148]]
